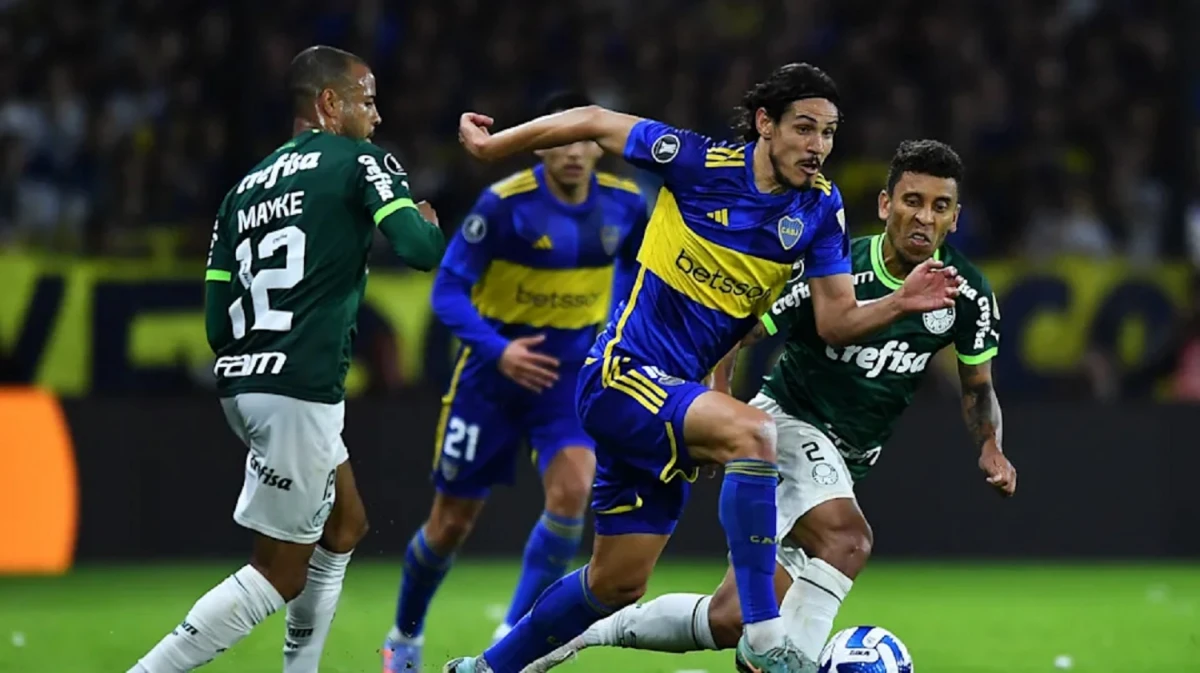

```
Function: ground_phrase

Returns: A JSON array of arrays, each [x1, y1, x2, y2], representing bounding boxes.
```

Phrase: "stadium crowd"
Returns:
[[0, 0, 1196, 399]]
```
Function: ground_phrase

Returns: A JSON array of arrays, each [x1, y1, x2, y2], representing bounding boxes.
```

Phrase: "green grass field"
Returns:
[[1, 561, 1197, 673]]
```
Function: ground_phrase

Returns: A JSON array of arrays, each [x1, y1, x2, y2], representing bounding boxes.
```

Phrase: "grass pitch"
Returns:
[[1, 560, 1197, 672]]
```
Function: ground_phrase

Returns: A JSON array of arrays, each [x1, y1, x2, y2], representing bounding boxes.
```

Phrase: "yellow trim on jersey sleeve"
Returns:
[[705, 145, 746, 168], [596, 172, 641, 194], [957, 347, 998, 366], [205, 269, 231, 282], [636, 188, 791, 319], [432, 347, 472, 468], [489, 169, 539, 199], [471, 260, 614, 329]]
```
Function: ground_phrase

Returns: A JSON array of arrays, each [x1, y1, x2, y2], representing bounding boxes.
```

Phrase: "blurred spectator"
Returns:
[[0, 0, 1186, 264]]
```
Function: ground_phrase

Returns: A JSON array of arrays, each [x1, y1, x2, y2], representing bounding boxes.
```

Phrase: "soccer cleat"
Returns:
[[442, 655, 492, 673], [381, 636, 422, 672], [735, 634, 817, 673], [521, 636, 585, 672]]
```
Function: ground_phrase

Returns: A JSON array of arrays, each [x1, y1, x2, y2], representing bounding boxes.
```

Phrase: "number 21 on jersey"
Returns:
[[229, 225, 306, 339]]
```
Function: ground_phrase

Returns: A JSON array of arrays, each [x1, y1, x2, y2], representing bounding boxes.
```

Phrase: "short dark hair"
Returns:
[[286, 45, 367, 115], [734, 63, 841, 142], [885, 140, 965, 195], [537, 90, 594, 117]]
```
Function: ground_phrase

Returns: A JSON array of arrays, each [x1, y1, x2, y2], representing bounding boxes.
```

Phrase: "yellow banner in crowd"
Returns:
[[0, 252, 1191, 395]]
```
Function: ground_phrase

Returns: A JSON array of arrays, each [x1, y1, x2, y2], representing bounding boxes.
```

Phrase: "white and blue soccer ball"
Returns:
[[818, 626, 914, 673]]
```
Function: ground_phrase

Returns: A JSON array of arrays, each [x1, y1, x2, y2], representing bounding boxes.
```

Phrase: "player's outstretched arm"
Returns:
[[709, 321, 771, 395], [458, 106, 641, 162], [809, 259, 960, 346], [958, 359, 1016, 496]]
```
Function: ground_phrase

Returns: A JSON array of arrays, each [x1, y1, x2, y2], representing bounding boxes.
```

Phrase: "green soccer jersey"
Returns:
[[203, 129, 442, 403], [760, 234, 1000, 478]]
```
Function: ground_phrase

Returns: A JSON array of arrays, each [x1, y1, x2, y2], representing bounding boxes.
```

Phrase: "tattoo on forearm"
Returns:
[[961, 380, 1002, 449]]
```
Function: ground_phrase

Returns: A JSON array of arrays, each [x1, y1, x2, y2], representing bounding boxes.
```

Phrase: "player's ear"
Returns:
[[754, 108, 773, 140], [877, 189, 891, 221], [950, 203, 961, 233]]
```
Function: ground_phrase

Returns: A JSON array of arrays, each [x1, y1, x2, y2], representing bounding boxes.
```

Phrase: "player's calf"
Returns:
[[682, 392, 791, 656]]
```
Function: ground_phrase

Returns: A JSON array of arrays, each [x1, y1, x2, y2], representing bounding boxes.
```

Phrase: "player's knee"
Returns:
[[812, 525, 873, 580], [706, 588, 744, 649], [426, 499, 483, 551], [253, 559, 308, 601], [586, 563, 650, 608], [716, 409, 778, 465], [324, 515, 369, 553], [543, 474, 591, 518]]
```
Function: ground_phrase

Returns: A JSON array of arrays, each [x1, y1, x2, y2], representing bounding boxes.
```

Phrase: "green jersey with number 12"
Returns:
[[760, 234, 1001, 478], [204, 129, 420, 403]]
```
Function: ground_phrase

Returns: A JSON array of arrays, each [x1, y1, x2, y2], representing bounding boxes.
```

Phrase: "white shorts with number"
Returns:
[[220, 392, 348, 544], [748, 392, 859, 579]]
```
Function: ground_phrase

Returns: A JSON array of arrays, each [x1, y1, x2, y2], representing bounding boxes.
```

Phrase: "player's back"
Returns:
[[208, 130, 386, 403], [590, 120, 850, 382]]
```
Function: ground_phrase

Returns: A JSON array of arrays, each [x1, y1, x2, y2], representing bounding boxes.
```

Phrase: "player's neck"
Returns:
[[544, 173, 590, 206], [293, 118, 320, 136], [880, 233, 918, 279], [751, 142, 787, 195]]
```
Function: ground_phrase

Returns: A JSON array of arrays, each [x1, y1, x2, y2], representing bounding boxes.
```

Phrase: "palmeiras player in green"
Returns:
[[127, 46, 445, 673], [523, 139, 1018, 672]]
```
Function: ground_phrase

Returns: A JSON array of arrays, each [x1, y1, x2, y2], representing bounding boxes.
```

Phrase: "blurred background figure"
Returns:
[[0, 1, 1196, 672]]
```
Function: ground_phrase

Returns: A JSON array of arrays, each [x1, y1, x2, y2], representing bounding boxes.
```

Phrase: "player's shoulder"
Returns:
[[848, 235, 874, 256], [940, 242, 989, 286], [595, 171, 647, 211], [486, 168, 540, 201]]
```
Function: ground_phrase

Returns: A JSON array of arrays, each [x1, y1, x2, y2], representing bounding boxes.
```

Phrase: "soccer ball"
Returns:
[[818, 626, 913, 673]]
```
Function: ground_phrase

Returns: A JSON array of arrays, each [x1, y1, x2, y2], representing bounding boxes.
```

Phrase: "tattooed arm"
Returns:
[[958, 359, 1016, 496]]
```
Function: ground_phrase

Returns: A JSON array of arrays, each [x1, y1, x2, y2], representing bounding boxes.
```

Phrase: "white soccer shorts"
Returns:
[[219, 392, 349, 544], [748, 392, 859, 579]]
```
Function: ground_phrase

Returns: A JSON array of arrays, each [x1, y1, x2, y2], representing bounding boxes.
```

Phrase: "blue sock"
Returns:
[[483, 566, 615, 673], [720, 459, 781, 625], [503, 511, 584, 626], [393, 528, 453, 637]]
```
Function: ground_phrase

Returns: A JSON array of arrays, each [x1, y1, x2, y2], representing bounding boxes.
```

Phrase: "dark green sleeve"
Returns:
[[203, 211, 235, 353], [378, 206, 447, 271], [761, 276, 808, 337]]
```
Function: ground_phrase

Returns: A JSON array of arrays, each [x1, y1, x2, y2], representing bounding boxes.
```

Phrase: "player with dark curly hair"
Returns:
[[523, 139, 1016, 672], [446, 65, 964, 673]]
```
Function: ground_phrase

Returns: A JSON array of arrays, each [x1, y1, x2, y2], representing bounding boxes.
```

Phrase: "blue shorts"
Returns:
[[432, 352, 594, 500], [576, 355, 707, 537]]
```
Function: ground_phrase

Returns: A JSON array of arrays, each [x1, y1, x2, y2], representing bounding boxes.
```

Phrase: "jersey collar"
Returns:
[[870, 234, 943, 290]]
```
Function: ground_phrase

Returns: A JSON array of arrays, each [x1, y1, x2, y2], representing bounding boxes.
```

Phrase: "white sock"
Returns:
[[129, 565, 284, 673], [780, 558, 853, 660], [582, 593, 719, 651], [283, 546, 353, 673], [744, 616, 787, 653]]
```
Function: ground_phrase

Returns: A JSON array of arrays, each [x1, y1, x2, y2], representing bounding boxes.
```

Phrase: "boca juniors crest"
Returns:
[[601, 225, 621, 256], [778, 215, 804, 250]]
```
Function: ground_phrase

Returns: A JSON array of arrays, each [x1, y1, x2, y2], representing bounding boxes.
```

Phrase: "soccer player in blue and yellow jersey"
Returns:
[[381, 91, 647, 673], [448, 64, 961, 673]]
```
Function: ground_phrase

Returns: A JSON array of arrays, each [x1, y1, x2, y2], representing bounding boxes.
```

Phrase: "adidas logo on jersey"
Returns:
[[533, 235, 553, 250], [824, 340, 932, 379], [706, 209, 729, 225]]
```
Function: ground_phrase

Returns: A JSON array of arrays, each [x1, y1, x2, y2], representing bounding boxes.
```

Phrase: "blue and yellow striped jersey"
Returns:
[[589, 119, 851, 381], [432, 164, 648, 379]]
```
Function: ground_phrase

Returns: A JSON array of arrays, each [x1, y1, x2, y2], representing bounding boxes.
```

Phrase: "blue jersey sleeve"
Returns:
[[803, 187, 851, 278], [611, 195, 648, 306], [622, 119, 712, 189], [431, 191, 511, 362]]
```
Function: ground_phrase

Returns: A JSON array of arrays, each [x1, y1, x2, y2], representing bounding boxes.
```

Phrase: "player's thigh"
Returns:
[[528, 377, 597, 514], [321, 458, 368, 553], [682, 390, 776, 465], [224, 393, 345, 547], [577, 358, 700, 540], [432, 390, 522, 501]]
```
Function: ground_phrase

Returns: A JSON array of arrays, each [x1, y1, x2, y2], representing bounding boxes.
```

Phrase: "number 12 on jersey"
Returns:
[[229, 225, 307, 339]]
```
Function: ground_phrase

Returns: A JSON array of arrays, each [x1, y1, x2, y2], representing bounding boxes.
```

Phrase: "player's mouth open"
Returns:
[[908, 232, 932, 248], [798, 160, 821, 175]]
